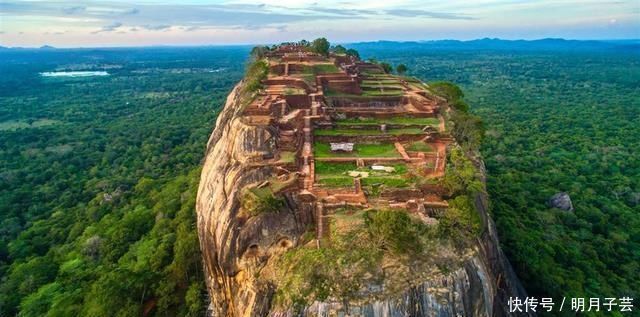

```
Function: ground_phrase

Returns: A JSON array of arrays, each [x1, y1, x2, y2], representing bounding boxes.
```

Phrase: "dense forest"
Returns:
[[355, 42, 639, 315], [1, 41, 638, 316], [0, 47, 248, 316]]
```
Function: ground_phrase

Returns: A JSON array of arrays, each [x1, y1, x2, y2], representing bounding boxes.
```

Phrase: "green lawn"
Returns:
[[314, 161, 413, 188], [314, 161, 357, 188], [283, 87, 306, 95], [361, 90, 404, 97], [361, 176, 411, 188], [362, 79, 401, 85], [314, 142, 400, 158], [360, 84, 404, 90], [316, 177, 354, 188], [314, 127, 424, 136], [406, 141, 434, 152], [315, 161, 357, 176], [323, 88, 359, 97], [335, 117, 439, 126], [302, 63, 340, 75], [364, 74, 395, 79]]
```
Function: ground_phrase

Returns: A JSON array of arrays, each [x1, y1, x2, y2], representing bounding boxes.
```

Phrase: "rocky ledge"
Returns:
[[196, 44, 532, 317]]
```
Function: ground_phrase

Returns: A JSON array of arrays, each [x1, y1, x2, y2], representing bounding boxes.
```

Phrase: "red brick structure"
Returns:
[[240, 44, 452, 243]]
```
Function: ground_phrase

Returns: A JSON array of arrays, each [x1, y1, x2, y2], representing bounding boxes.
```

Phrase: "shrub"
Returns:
[[451, 111, 485, 151], [396, 64, 408, 75], [331, 45, 347, 54], [243, 59, 268, 94], [311, 38, 330, 56], [443, 147, 484, 197], [241, 189, 285, 217], [379, 62, 393, 74], [428, 81, 464, 101], [364, 209, 427, 255], [345, 49, 360, 59], [275, 229, 380, 310], [438, 195, 481, 242]]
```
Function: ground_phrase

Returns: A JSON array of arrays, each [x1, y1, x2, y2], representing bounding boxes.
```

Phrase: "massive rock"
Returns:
[[548, 192, 574, 211], [196, 83, 532, 317]]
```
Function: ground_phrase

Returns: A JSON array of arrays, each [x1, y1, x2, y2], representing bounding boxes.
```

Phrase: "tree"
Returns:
[[332, 45, 347, 54], [379, 62, 393, 74], [250, 46, 269, 59], [311, 38, 330, 56], [364, 209, 425, 255], [345, 49, 360, 59], [428, 81, 464, 102], [451, 111, 485, 151], [396, 64, 408, 75]]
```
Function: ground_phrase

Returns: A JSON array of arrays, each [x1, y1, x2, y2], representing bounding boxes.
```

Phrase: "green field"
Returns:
[[314, 161, 412, 188], [361, 79, 401, 85], [314, 142, 401, 158], [335, 117, 439, 126], [315, 161, 358, 175], [361, 90, 404, 97], [406, 141, 434, 152], [301, 63, 340, 75], [360, 83, 403, 89], [314, 127, 423, 136]]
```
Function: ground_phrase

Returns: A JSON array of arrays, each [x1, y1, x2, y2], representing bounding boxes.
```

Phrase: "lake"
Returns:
[[40, 71, 109, 77]]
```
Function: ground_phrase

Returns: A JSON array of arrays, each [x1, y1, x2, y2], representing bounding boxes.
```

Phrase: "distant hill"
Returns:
[[348, 38, 640, 52]]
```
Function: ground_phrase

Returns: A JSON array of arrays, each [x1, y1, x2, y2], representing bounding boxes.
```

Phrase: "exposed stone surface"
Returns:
[[196, 46, 532, 317], [548, 192, 574, 211]]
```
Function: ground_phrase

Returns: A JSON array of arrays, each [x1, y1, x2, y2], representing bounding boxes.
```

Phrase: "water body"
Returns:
[[40, 71, 109, 77]]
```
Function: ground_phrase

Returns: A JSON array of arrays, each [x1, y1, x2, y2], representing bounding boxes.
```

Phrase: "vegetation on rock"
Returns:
[[354, 42, 639, 312]]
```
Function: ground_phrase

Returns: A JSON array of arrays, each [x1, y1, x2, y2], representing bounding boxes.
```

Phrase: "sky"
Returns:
[[1, 0, 639, 47]]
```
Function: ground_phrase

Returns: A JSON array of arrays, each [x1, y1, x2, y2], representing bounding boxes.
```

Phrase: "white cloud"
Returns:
[[0, 0, 638, 47]]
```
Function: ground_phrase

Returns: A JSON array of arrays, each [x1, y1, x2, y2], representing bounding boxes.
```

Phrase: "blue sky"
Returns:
[[1, 0, 638, 47]]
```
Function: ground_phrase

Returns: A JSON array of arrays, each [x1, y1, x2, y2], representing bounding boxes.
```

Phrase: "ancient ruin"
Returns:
[[241, 44, 451, 243], [196, 42, 532, 317]]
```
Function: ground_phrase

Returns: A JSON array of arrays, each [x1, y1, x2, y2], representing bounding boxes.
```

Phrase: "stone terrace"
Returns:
[[241, 45, 452, 243]]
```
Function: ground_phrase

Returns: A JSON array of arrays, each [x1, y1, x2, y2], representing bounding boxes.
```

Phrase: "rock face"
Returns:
[[548, 192, 574, 211], [196, 83, 532, 317]]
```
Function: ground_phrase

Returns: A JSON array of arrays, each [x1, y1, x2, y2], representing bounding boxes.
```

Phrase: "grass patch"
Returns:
[[360, 84, 404, 90], [249, 186, 273, 198], [314, 142, 400, 158], [362, 79, 400, 85], [335, 117, 439, 126], [302, 63, 340, 75], [315, 128, 382, 136], [314, 161, 357, 176], [314, 161, 413, 188], [361, 90, 404, 97], [361, 177, 410, 188], [314, 127, 424, 137], [316, 177, 354, 188], [323, 88, 354, 97], [279, 151, 296, 163], [406, 141, 434, 152], [283, 87, 306, 95]]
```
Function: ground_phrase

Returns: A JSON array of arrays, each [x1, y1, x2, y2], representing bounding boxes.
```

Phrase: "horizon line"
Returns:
[[1, 37, 639, 50]]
